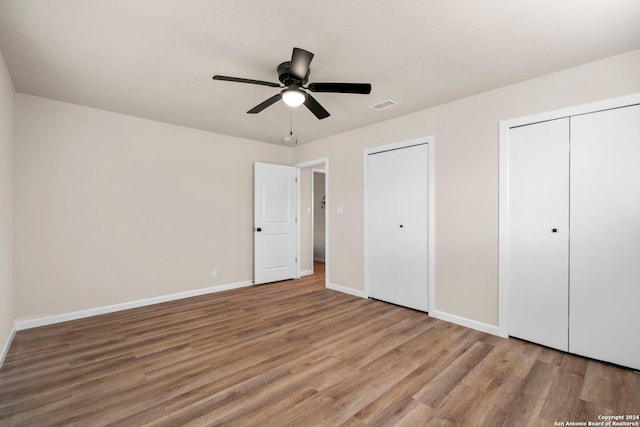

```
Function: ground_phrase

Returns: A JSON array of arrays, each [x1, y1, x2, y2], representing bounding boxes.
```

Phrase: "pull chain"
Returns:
[[289, 109, 293, 141], [289, 108, 298, 144], [293, 108, 298, 144]]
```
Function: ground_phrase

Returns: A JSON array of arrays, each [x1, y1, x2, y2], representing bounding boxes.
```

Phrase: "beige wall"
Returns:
[[13, 94, 291, 319], [292, 49, 640, 326], [0, 50, 15, 356]]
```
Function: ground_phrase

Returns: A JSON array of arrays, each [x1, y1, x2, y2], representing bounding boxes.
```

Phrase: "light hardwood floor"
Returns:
[[1, 263, 639, 426]]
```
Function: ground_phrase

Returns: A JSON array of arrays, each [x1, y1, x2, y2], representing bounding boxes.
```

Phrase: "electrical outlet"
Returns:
[[211, 268, 217, 278]]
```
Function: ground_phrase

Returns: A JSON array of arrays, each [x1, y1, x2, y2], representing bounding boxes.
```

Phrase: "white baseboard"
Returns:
[[326, 282, 367, 299], [299, 270, 313, 277], [0, 323, 18, 369], [15, 280, 254, 331], [313, 257, 325, 263], [430, 310, 499, 336]]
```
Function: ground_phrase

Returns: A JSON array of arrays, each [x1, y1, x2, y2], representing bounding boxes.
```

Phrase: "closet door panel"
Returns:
[[367, 151, 397, 303], [569, 104, 640, 370], [508, 118, 570, 351], [395, 144, 429, 311]]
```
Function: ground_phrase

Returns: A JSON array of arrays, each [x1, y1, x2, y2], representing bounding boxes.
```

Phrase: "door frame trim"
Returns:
[[362, 136, 436, 314], [294, 158, 330, 288], [498, 92, 640, 338]]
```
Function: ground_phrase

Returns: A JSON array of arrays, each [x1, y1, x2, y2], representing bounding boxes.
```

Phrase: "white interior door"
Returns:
[[508, 118, 570, 351], [254, 162, 297, 285], [395, 144, 429, 311], [569, 104, 640, 370]]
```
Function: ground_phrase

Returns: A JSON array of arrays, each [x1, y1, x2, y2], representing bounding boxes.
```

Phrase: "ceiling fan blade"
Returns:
[[247, 94, 282, 114], [213, 75, 281, 88], [304, 93, 330, 120], [290, 47, 314, 81], [308, 82, 372, 94]]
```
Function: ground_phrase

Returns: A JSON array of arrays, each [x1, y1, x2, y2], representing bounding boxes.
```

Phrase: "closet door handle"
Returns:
[[552, 228, 558, 233], [399, 224, 404, 228], [256, 227, 262, 232]]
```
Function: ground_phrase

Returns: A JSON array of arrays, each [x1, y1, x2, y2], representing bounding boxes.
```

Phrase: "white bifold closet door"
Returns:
[[508, 118, 570, 352], [367, 144, 429, 312], [508, 104, 640, 370], [569, 104, 640, 369]]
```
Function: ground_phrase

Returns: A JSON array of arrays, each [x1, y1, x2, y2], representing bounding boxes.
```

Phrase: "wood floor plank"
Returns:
[[2, 262, 639, 426], [180, 356, 344, 426], [413, 340, 494, 408], [427, 383, 484, 426], [539, 354, 590, 422], [581, 359, 640, 414], [394, 400, 434, 427], [350, 350, 457, 425], [491, 359, 558, 426]]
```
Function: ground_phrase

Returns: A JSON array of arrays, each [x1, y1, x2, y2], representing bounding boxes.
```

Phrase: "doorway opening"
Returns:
[[312, 169, 326, 267], [294, 158, 329, 288]]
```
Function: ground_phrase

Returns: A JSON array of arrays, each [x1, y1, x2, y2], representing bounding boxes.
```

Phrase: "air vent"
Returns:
[[369, 99, 398, 111]]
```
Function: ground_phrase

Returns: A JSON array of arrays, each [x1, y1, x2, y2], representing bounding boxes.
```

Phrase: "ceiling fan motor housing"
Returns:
[[277, 61, 309, 86]]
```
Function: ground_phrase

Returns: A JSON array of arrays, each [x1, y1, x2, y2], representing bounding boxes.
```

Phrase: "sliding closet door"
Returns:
[[508, 118, 569, 351], [569, 104, 640, 370]]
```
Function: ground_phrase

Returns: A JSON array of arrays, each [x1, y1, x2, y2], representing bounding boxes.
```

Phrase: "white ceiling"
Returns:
[[1, 1, 639, 146]]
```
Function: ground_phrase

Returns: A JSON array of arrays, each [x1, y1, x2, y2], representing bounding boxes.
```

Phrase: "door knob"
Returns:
[[399, 225, 404, 228], [256, 227, 262, 232], [552, 228, 557, 233]]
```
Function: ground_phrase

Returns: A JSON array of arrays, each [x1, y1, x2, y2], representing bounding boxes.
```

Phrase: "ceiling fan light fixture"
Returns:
[[282, 88, 306, 107]]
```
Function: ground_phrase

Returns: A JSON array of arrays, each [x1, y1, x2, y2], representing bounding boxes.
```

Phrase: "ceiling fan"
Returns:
[[212, 47, 372, 120]]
